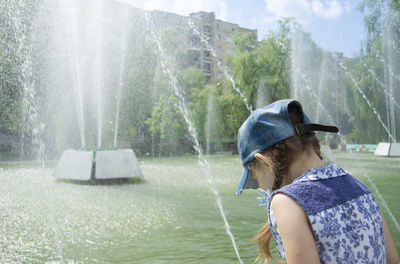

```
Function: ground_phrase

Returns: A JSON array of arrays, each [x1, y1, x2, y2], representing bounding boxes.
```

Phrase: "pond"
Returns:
[[1, 152, 399, 263]]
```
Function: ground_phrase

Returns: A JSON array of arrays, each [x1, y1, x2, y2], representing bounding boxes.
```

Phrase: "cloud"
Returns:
[[344, 2, 351, 12], [264, 0, 312, 25], [311, 0, 344, 19], [118, 0, 228, 20], [263, 0, 347, 25]]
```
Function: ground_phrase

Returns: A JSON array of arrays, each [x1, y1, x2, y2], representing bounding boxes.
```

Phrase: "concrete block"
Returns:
[[375, 142, 400, 156], [390, 143, 400, 156], [54, 150, 93, 180], [95, 149, 143, 179]]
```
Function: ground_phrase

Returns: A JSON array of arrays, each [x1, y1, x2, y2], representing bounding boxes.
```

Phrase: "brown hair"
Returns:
[[250, 133, 322, 263]]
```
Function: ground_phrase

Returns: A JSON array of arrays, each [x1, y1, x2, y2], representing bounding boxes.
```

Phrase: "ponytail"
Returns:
[[253, 223, 283, 264]]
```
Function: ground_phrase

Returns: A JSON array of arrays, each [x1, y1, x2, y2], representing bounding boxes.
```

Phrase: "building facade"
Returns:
[[150, 10, 258, 84]]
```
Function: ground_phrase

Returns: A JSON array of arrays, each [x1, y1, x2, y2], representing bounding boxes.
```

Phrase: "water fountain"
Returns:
[[48, 0, 144, 181], [335, 40, 400, 156], [1, 0, 399, 262], [374, 6, 400, 157], [144, 11, 243, 263]]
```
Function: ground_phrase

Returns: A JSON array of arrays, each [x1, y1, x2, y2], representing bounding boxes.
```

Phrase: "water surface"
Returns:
[[1, 152, 399, 263]]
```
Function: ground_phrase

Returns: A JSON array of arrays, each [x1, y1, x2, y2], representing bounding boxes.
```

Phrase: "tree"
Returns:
[[0, 0, 44, 158], [146, 94, 191, 156], [346, 0, 400, 143]]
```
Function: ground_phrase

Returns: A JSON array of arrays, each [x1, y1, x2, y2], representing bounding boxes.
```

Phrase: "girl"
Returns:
[[236, 99, 398, 263]]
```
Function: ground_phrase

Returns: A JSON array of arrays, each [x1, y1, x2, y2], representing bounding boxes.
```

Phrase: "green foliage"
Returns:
[[0, 0, 44, 155], [146, 94, 191, 156], [2, 1, 399, 158], [229, 20, 291, 111], [345, 0, 400, 143], [358, 0, 386, 47], [342, 50, 389, 143], [217, 87, 249, 138], [232, 32, 257, 52], [393, 0, 400, 11], [160, 27, 189, 69], [178, 66, 205, 102], [179, 67, 206, 142], [358, 0, 400, 50]]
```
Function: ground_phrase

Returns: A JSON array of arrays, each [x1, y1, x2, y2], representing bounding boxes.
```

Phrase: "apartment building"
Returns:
[[150, 10, 258, 84]]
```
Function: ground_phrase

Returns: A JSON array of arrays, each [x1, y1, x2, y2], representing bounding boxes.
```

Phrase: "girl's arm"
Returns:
[[271, 193, 320, 264], [381, 212, 399, 264]]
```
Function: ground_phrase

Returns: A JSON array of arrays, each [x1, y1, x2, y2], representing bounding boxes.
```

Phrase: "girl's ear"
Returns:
[[254, 153, 272, 168]]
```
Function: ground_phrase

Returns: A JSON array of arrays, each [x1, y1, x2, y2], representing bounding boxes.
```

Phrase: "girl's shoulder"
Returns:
[[270, 193, 321, 263]]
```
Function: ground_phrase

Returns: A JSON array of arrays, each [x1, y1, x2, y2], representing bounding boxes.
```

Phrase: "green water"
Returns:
[[0, 153, 399, 263]]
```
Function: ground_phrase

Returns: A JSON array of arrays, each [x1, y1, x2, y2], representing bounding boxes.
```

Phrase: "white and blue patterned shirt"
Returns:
[[267, 164, 386, 263]]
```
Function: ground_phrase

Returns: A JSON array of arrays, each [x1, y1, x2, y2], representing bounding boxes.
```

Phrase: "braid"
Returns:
[[310, 134, 323, 160], [266, 133, 322, 191], [269, 141, 287, 191]]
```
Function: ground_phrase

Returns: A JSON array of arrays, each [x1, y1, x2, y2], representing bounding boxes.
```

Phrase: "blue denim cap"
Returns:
[[236, 99, 338, 195]]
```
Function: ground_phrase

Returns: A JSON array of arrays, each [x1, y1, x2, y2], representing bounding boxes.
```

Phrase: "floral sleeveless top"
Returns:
[[267, 164, 386, 263]]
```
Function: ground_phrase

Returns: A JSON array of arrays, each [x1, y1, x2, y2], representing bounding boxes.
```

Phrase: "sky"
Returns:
[[118, 0, 367, 58]]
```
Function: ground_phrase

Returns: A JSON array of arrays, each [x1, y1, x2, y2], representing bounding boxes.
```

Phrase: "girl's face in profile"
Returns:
[[250, 154, 275, 191]]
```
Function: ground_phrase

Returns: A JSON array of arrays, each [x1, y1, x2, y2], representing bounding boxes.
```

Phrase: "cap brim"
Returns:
[[236, 166, 259, 195]]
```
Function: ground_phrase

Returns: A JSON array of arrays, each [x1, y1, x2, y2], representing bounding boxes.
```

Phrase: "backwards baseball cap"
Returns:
[[236, 99, 338, 195]]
